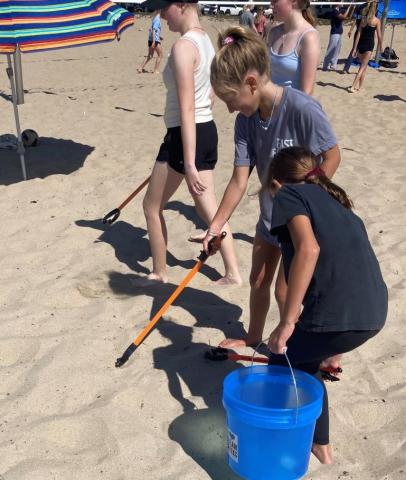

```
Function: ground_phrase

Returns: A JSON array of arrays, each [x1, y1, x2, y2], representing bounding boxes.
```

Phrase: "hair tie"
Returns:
[[305, 166, 325, 180], [222, 36, 234, 46]]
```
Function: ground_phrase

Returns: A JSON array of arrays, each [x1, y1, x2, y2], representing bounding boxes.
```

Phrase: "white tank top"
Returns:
[[163, 30, 215, 128]]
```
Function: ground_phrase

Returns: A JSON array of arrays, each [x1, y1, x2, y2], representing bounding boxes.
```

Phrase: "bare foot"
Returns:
[[348, 86, 359, 93], [154, 70, 160, 74], [215, 274, 243, 286], [131, 272, 168, 287], [137, 68, 148, 74], [320, 354, 342, 371], [188, 230, 207, 243], [218, 338, 248, 349], [312, 443, 333, 464]]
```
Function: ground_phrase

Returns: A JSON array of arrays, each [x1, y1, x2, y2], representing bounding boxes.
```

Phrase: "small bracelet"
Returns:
[[207, 230, 220, 237]]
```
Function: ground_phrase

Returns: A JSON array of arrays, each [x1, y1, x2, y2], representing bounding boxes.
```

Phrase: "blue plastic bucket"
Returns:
[[223, 365, 323, 480]]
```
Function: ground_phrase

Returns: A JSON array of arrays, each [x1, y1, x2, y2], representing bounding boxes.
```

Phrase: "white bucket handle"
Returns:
[[251, 341, 299, 424]]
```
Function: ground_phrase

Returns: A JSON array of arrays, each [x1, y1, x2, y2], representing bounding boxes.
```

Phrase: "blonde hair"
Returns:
[[296, 0, 317, 27], [365, 1, 377, 23], [267, 147, 353, 210], [210, 26, 269, 96]]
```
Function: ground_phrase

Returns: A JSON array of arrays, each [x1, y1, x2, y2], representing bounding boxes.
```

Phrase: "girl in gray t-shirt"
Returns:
[[205, 29, 340, 458]]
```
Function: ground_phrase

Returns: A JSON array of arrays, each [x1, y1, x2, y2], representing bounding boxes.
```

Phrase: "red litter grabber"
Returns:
[[115, 232, 227, 368], [205, 347, 342, 381], [102, 175, 151, 225]]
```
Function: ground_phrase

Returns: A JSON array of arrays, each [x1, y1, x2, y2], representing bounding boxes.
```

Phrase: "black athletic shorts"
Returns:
[[148, 40, 161, 47], [156, 120, 218, 174]]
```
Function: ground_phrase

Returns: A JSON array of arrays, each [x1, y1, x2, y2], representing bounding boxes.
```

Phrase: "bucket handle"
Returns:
[[251, 341, 299, 424]]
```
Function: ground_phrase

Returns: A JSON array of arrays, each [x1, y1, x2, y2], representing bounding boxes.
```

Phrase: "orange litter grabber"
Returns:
[[102, 175, 151, 225], [115, 232, 227, 368]]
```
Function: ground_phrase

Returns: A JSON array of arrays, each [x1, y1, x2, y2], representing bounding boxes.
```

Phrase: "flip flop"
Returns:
[[320, 366, 343, 382]]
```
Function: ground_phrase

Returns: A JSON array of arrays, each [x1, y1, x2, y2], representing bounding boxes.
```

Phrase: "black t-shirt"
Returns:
[[330, 9, 344, 35], [271, 184, 387, 332]]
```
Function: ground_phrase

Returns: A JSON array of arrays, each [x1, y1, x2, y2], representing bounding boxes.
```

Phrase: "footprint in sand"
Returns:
[[76, 272, 113, 299]]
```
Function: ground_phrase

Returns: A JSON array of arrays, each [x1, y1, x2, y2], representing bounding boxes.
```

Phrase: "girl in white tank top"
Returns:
[[139, 0, 242, 286]]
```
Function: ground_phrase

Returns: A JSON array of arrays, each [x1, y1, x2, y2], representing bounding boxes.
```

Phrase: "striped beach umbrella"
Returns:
[[0, 0, 134, 180]]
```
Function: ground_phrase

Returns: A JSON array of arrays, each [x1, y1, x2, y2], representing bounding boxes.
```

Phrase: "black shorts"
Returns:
[[156, 120, 218, 174], [148, 40, 161, 47], [358, 40, 374, 54]]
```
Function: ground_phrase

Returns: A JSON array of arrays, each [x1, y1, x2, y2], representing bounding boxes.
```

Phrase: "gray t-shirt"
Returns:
[[234, 87, 337, 240]]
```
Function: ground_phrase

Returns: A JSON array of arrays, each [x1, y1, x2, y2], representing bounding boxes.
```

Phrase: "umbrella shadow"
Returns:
[[0, 136, 94, 185], [108, 271, 245, 340], [153, 318, 241, 479], [75, 219, 222, 280]]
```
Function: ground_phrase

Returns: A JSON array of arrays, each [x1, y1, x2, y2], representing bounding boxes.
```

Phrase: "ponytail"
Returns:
[[298, 0, 317, 27], [305, 172, 354, 210], [267, 147, 353, 210]]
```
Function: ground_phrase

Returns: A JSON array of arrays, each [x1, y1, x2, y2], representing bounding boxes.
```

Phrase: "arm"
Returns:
[[348, 20, 356, 37], [320, 144, 340, 178], [268, 215, 320, 354], [203, 165, 250, 252], [375, 18, 383, 54], [299, 30, 320, 95], [172, 40, 205, 196], [352, 21, 364, 55]]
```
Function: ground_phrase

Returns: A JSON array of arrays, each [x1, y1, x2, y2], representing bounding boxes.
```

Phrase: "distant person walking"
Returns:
[[138, 11, 163, 74], [349, 1, 382, 93], [254, 6, 267, 38], [239, 4, 258, 33], [322, 4, 354, 71], [342, 2, 368, 73], [267, 0, 320, 95]]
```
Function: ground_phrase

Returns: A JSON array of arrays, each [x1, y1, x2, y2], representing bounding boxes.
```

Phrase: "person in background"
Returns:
[[254, 6, 267, 38], [138, 11, 164, 74], [322, 4, 355, 71], [267, 0, 320, 95], [239, 4, 258, 33], [349, 0, 382, 93], [342, 2, 368, 73]]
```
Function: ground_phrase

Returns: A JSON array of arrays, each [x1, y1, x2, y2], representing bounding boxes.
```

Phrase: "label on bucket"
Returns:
[[227, 429, 238, 463]]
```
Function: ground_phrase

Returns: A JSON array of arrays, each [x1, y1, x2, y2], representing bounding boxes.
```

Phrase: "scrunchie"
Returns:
[[305, 166, 325, 180], [222, 36, 234, 46]]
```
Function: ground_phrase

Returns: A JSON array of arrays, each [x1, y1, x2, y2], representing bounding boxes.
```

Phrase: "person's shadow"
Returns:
[[374, 94, 406, 103], [153, 318, 242, 480], [75, 219, 222, 280], [108, 271, 245, 339], [316, 81, 350, 92]]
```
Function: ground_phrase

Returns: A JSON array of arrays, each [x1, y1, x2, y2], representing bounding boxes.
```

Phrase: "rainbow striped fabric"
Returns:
[[0, 0, 134, 53]]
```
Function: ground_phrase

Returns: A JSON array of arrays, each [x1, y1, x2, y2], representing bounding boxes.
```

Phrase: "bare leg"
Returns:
[[350, 51, 371, 92], [219, 236, 280, 348], [137, 46, 155, 73], [153, 44, 163, 74], [312, 443, 333, 464], [142, 162, 183, 283], [192, 170, 242, 285]]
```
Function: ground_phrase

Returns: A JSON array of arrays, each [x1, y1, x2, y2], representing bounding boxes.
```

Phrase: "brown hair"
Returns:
[[210, 26, 269, 96], [267, 146, 353, 210], [365, 1, 377, 23], [296, 0, 317, 27]]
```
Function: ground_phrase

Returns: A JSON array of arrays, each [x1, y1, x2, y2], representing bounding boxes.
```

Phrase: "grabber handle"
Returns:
[[198, 232, 227, 262]]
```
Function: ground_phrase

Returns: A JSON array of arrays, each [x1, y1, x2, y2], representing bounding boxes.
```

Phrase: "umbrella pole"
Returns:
[[6, 53, 27, 181], [13, 48, 24, 105]]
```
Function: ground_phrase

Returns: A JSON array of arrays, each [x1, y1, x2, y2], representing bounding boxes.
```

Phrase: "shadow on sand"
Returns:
[[75, 219, 223, 281], [0, 136, 94, 185], [153, 318, 242, 480]]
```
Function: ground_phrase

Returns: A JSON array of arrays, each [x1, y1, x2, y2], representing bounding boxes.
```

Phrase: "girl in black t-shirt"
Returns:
[[265, 146, 387, 465]]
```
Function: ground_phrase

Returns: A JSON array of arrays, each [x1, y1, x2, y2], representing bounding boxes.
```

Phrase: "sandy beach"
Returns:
[[0, 14, 405, 480]]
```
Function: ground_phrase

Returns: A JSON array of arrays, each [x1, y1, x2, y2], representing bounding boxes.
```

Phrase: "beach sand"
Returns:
[[0, 16, 405, 480]]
